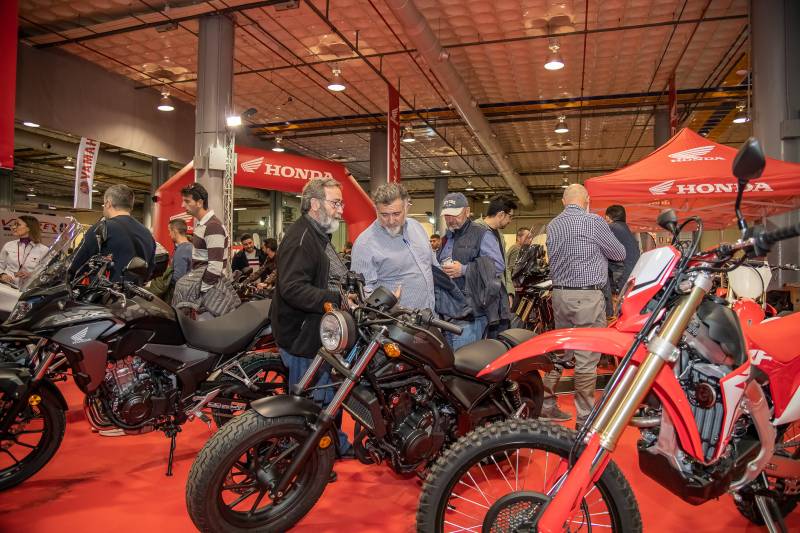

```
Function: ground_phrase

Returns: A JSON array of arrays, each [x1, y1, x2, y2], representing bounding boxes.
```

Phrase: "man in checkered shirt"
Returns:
[[542, 184, 625, 428]]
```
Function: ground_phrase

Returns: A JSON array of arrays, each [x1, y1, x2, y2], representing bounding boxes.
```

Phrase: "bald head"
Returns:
[[562, 184, 589, 209]]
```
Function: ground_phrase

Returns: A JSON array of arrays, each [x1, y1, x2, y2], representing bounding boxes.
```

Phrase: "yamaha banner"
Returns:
[[73, 137, 99, 209], [387, 83, 401, 183]]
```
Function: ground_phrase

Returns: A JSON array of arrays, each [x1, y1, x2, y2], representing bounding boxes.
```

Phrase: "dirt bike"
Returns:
[[416, 137, 800, 533], [184, 271, 553, 533]]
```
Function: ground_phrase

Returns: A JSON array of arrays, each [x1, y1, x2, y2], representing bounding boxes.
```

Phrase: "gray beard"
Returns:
[[317, 211, 340, 234]]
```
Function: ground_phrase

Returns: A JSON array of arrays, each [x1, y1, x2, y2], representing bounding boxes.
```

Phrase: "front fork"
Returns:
[[538, 273, 712, 532], [0, 339, 55, 433], [272, 328, 386, 498]]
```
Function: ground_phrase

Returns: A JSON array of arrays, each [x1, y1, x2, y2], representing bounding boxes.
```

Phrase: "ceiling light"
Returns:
[[48, 205, 57, 210], [554, 115, 569, 134], [157, 92, 175, 112], [258, 219, 265, 226], [732, 104, 750, 124], [234, 207, 247, 211], [557, 152, 570, 169], [327, 66, 346, 92], [23, 121, 40, 128], [26, 191, 36, 197], [272, 136, 286, 152], [401, 127, 416, 143], [465, 181, 474, 191], [92, 188, 100, 194], [226, 114, 242, 127], [440, 161, 451, 174], [157, 157, 168, 161], [295, 194, 302, 198], [561, 177, 569, 189], [64, 157, 76, 170], [544, 39, 565, 71], [482, 197, 490, 204]]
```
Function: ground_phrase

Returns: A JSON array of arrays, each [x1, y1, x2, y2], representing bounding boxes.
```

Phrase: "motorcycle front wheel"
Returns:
[[186, 411, 335, 533], [0, 386, 66, 491], [417, 419, 642, 533]]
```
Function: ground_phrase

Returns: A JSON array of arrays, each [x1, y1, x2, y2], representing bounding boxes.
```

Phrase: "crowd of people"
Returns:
[[4, 177, 641, 437]]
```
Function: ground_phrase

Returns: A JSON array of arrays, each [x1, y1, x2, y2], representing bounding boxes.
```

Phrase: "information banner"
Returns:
[[74, 137, 100, 209], [387, 84, 401, 183]]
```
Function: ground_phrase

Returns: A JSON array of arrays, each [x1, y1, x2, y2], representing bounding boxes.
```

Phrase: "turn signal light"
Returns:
[[323, 302, 334, 312], [384, 342, 402, 358], [319, 435, 332, 449]]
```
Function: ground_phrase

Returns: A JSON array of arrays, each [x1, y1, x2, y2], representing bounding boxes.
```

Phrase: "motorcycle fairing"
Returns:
[[52, 321, 116, 393], [616, 246, 680, 332]]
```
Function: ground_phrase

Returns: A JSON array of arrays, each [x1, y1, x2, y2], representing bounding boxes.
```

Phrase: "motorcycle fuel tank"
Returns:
[[386, 322, 454, 370]]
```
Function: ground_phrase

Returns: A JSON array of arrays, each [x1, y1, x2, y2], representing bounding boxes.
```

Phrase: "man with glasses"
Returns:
[[271, 178, 352, 471], [351, 182, 437, 311]]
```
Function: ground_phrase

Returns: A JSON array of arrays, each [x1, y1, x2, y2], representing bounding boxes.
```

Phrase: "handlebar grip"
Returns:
[[126, 283, 155, 301], [759, 222, 800, 246], [430, 317, 463, 335]]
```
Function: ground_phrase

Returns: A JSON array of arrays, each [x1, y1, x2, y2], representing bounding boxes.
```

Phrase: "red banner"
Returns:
[[74, 137, 100, 209], [0, 0, 18, 169], [668, 73, 677, 135], [387, 84, 401, 183]]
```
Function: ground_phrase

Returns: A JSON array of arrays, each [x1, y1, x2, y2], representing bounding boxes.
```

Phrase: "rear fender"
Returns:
[[477, 327, 636, 377]]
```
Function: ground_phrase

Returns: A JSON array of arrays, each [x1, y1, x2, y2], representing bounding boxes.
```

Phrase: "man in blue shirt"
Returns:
[[168, 218, 192, 283], [351, 183, 437, 311]]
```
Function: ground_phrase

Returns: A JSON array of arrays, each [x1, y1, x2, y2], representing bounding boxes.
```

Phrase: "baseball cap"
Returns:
[[441, 192, 468, 216]]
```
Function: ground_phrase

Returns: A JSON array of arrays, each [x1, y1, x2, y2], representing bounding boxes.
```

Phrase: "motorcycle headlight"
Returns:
[[8, 300, 34, 323], [320, 311, 353, 354]]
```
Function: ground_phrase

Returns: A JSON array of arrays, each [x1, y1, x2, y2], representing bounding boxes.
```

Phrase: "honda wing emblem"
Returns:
[[70, 326, 90, 344], [649, 180, 674, 195], [240, 157, 264, 173]]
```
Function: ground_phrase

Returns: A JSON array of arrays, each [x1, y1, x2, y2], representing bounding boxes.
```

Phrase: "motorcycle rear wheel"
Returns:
[[186, 411, 334, 533], [417, 419, 641, 533], [0, 386, 66, 491], [209, 354, 288, 427]]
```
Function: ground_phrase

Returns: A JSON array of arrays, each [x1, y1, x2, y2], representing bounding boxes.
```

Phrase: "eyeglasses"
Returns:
[[324, 199, 345, 210]]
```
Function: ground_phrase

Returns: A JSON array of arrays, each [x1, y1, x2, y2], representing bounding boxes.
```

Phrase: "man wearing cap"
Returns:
[[542, 184, 625, 427], [437, 192, 506, 349]]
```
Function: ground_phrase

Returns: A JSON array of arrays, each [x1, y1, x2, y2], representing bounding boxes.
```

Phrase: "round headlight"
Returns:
[[320, 311, 348, 353]]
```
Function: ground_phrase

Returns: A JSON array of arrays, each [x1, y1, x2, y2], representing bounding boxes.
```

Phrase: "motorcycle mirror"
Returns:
[[123, 257, 149, 281], [732, 137, 766, 235], [365, 286, 397, 310], [95, 220, 108, 250], [657, 209, 679, 235]]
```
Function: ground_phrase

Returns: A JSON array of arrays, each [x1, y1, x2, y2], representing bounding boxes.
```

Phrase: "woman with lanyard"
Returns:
[[0, 215, 49, 288]]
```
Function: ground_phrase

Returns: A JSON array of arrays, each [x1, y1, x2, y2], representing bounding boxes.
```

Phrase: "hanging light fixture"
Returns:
[[157, 91, 175, 112], [22, 121, 40, 128], [439, 161, 452, 174], [226, 114, 242, 127], [465, 180, 475, 191], [26, 189, 36, 197], [327, 66, 346, 92], [560, 177, 569, 189], [401, 126, 416, 143], [63, 157, 76, 170], [732, 104, 750, 124], [272, 136, 286, 152], [554, 115, 569, 134], [557, 152, 570, 169], [544, 39, 565, 71], [482, 195, 490, 204]]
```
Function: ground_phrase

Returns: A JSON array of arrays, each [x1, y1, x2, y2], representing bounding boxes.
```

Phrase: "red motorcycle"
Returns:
[[416, 138, 800, 533]]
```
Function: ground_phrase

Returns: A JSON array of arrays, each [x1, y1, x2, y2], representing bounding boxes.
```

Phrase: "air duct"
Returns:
[[384, 0, 533, 206]]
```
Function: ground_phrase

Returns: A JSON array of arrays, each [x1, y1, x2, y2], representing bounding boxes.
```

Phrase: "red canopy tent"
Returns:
[[584, 128, 800, 231]]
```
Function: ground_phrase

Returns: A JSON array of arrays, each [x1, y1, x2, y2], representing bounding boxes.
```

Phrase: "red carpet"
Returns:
[[1, 381, 798, 532]]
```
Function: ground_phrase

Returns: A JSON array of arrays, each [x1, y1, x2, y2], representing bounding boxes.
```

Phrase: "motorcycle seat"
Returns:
[[497, 328, 537, 348], [745, 310, 800, 363], [454, 339, 509, 382], [177, 299, 271, 355]]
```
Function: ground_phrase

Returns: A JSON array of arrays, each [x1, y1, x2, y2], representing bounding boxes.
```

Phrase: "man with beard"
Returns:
[[271, 177, 352, 466], [351, 183, 437, 310], [231, 233, 265, 273]]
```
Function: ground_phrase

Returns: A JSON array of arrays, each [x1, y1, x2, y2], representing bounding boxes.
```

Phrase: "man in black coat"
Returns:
[[604, 204, 641, 316], [271, 177, 351, 460], [231, 233, 265, 273]]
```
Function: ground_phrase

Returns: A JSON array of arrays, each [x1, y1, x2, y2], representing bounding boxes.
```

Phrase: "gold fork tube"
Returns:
[[594, 283, 708, 451]]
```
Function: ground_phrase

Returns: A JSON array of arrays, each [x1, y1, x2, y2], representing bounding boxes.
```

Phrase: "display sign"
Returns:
[[74, 137, 100, 209], [0, 210, 77, 248], [387, 83, 401, 183]]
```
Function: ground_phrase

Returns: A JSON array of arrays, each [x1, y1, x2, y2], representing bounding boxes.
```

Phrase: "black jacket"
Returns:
[[231, 248, 266, 273], [271, 215, 339, 357]]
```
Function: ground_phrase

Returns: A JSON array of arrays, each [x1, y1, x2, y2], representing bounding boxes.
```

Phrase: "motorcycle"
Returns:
[[510, 243, 554, 334], [0, 226, 287, 491], [184, 271, 552, 532], [415, 137, 800, 532]]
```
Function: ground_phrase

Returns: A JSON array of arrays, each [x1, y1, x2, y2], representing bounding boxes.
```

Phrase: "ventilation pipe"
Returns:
[[385, 0, 533, 206]]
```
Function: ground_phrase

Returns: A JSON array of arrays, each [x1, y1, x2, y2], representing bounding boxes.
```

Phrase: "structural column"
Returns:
[[433, 177, 448, 235], [144, 158, 170, 230], [751, 0, 800, 288], [194, 14, 235, 217], [653, 108, 671, 147], [269, 190, 283, 238], [369, 129, 388, 195]]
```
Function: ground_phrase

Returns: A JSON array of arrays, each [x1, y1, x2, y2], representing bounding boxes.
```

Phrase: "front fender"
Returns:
[[477, 327, 636, 377], [251, 394, 321, 422]]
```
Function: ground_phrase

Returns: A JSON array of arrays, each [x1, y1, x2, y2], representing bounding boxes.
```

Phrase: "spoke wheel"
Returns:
[[417, 420, 641, 533], [186, 412, 334, 533], [0, 386, 66, 491]]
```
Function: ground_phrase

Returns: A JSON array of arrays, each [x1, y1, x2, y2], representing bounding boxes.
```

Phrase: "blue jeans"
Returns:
[[446, 315, 488, 350], [279, 348, 351, 452]]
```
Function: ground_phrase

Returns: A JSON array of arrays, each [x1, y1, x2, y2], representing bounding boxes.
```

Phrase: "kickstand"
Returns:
[[164, 426, 181, 477], [755, 494, 788, 533]]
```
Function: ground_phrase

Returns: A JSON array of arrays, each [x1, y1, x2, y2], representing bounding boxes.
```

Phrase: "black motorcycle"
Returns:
[[185, 272, 551, 532], [0, 238, 287, 491], [511, 243, 554, 334]]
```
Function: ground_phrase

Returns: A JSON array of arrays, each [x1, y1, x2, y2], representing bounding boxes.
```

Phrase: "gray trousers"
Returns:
[[542, 288, 607, 425]]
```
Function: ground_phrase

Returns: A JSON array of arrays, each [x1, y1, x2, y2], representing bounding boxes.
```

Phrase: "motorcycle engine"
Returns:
[[387, 380, 453, 466], [103, 356, 173, 427]]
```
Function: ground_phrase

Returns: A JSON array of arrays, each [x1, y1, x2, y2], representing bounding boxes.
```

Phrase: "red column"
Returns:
[[0, 0, 19, 169]]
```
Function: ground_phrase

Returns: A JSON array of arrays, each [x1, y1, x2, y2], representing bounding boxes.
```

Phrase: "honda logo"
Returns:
[[240, 157, 264, 173], [668, 145, 725, 162], [70, 326, 90, 344], [238, 158, 335, 181], [649, 180, 774, 196], [648, 180, 675, 195]]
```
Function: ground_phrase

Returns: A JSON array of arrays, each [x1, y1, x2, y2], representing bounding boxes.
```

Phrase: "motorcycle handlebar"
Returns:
[[429, 317, 463, 335], [125, 282, 155, 301], [756, 222, 800, 248]]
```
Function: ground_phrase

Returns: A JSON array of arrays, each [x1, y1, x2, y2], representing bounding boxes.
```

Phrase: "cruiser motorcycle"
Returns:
[[0, 227, 286, 491], [185, 271, 553, 532], [416, 137, 800, 532]]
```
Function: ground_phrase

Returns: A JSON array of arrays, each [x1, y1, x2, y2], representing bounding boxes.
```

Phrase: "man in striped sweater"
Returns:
[[180, 183, 229, 294]]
